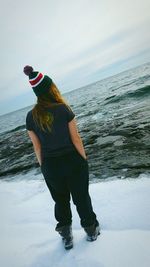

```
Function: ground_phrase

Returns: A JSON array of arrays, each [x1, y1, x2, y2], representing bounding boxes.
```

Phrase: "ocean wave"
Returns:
[[105, 85, 150, 104], [136, 74, 150, 84]]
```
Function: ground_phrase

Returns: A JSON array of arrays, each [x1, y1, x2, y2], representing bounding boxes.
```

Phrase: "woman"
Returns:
[[24, 65, 100, 250]]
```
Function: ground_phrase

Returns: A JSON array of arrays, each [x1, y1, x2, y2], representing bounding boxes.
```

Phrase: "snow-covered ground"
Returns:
[[0, 172, 150, 267]]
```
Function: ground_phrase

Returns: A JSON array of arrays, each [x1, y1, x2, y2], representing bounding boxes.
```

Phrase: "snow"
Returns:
[[0, 172, 150, 267]]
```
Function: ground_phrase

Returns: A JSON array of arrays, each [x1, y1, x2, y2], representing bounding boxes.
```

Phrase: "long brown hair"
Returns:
[[32, 82, 71, 132]]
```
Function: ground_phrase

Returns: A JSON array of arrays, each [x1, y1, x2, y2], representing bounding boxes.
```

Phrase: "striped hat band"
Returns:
[[29, 72, 44, 87]]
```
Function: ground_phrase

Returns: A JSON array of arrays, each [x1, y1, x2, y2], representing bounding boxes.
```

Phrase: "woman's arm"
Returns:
[[27, 130, 42, 166], [68, 118, 87, 159]]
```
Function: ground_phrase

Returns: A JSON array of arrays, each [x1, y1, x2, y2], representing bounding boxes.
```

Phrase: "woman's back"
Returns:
[[26, 103, 76, 157]]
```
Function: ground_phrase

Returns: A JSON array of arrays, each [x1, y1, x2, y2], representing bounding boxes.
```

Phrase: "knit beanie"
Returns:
[[23, 65, 52, 97]]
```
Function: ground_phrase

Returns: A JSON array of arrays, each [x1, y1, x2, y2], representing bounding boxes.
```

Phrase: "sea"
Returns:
[[0, 62, 150, 181]]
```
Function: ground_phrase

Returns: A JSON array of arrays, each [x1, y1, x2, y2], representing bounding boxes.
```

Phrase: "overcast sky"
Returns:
[[0, 0, 150, 115]]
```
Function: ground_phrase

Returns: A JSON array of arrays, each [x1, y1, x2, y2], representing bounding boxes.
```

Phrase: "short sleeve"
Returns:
[[26, 111, 34, 131], [63, 104, 75, 122]]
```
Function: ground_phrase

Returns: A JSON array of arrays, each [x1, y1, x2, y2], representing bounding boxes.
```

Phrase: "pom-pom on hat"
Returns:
[[23, 65, 52, 97]]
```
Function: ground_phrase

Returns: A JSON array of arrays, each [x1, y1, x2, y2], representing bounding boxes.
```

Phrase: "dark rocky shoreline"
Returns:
[[0, 117, 150, 180]]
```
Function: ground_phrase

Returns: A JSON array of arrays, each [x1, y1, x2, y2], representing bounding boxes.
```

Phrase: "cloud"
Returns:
[[0, 0, 150, 114]]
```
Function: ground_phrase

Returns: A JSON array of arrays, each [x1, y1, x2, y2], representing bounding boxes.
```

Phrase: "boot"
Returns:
[[55, 224, 73, 250], [84, 221, 100, 241]]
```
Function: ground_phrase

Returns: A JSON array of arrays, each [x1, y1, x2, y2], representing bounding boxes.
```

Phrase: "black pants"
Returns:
[[41, 149, 98, 229]]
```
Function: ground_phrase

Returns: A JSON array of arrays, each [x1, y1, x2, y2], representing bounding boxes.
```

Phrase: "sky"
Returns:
[[0, 0, 150, 115]]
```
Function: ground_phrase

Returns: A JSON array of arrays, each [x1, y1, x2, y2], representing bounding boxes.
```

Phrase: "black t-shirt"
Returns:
[[26, 103, 76, 158]]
